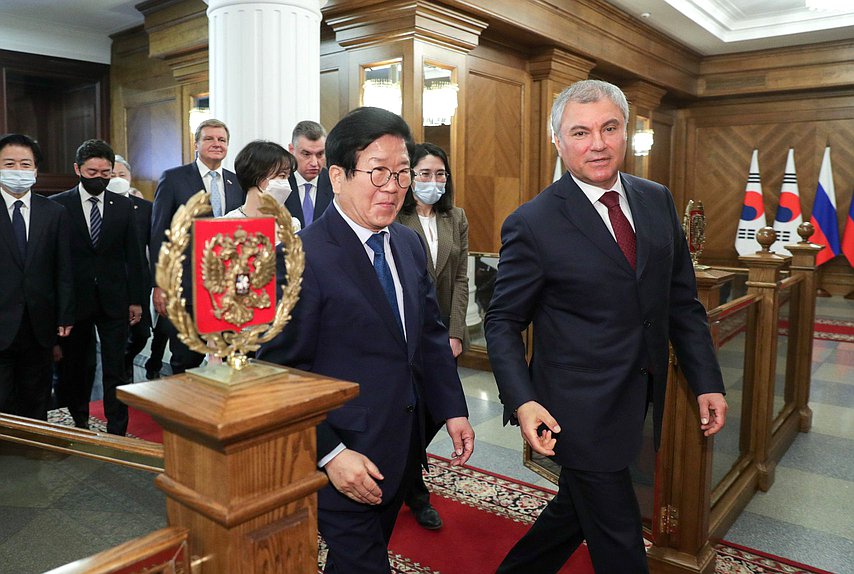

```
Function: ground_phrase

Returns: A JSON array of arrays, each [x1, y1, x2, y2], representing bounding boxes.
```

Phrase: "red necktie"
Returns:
[[599, 191, 636, 270]]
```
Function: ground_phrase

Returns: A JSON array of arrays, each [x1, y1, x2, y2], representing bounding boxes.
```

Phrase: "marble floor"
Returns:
[[427, 296, 853, 574]]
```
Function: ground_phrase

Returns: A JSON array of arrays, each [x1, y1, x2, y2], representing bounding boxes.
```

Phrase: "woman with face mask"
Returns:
[[226, 140, 300, 233], [396, 142, 470, 531]]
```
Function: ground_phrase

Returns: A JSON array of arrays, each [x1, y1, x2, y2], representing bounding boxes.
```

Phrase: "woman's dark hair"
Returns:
[[326, 107, 414, 176], [234, 140, 296, 191], [401, 142, 454, 214]]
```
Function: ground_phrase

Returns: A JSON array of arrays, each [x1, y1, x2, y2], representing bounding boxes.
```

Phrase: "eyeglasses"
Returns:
[[352, 167, 414, 189], [415, 170, 449, 182]]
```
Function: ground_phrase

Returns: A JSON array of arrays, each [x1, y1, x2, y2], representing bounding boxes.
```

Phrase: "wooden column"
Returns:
[[648, 268, 733, 574], [785, 223, 823, 432], [527, 48, 595, 197], [118, 364, 358, 574], [738, 228, 789, 492], [621, 81, 667, 179]]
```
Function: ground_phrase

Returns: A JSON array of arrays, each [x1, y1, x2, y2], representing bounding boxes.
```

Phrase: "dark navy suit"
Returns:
[[150, 162, 243, 373], [285, 168, 333, 228], [258, 205, 468, 573], [485, 172, 725, 572]]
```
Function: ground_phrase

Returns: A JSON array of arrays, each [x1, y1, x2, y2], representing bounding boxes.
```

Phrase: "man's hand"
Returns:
[[698, 393, 727, 437], [57, 325, 72, 337], [516, 400, 561, 456], [323, 449, 384, 505], [445, 416, 474, 466], [153, 287, 167, 317], [449, 337, 463, 358], [129, 304, 143, 325]]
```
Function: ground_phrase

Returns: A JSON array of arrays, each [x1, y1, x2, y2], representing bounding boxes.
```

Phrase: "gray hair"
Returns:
[[550, 80, 629, 139], [291, 120, 327, 147], [114, 154, 131, 173], [194, 118, 230, 143]]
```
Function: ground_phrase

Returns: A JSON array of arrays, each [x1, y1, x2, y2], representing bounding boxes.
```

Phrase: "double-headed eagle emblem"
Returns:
[[201, 227, 276, 326]]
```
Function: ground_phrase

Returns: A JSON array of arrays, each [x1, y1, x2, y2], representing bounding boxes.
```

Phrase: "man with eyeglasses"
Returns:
[[258, 106, 474, 574]]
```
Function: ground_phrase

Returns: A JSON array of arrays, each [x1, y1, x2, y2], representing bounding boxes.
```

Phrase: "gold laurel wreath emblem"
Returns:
[[155, 191, 304, 369]]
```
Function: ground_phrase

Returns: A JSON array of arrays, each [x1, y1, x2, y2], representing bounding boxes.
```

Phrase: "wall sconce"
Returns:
[[632, 129, 654, 157], [423, 81, 459, 126], [362, 62, 402, 116]]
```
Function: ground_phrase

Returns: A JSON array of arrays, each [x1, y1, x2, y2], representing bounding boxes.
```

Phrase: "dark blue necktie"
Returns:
[[12, 200, 27, 260], [89, 197, 102, 247], [366, 232, 403, 336]]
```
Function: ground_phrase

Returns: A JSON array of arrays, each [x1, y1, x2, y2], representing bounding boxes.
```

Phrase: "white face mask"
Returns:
[[413, 181, 446, 205], [0, 169, 37, 195], [106, 177, 131, 196], [264, 178, 292, 205]]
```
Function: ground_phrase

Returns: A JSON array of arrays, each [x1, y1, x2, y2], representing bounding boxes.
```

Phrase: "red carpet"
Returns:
[[89, 400, 163, 443]]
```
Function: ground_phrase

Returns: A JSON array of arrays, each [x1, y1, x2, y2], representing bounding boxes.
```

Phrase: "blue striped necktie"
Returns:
[[88, 197, 101, 247], [366, 232, 403, 336], [210, 171, 223, 217]]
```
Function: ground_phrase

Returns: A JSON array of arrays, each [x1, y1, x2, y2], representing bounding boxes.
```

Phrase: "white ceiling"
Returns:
[[0, 0, 853, 63]]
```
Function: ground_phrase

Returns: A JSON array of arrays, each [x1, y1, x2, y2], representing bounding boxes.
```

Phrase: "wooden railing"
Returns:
[[648, 224, 822, 574]]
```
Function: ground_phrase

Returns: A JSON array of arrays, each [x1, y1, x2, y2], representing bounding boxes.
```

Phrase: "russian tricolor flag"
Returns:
[[809, 147, 841, 267], [735, 149, 766, 256]]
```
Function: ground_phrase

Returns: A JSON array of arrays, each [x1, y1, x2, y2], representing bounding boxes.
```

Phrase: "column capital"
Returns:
[[622, 80, 667, 114], [324, 0, 488, 53], [528, 48, 595, 84]]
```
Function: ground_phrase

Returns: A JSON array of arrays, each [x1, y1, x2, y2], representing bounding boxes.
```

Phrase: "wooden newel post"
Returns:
[[118, 366, 358, 574], [648, 268, 733, 574], [738, 227, 788, 492], [785, 222, 823, 432]]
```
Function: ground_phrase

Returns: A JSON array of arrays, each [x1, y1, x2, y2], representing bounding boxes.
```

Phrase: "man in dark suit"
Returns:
[[150, 118, 243, 374], [286, 120, 333, 228], [52, 139, 145, 435], [258, 107, 474, 574], [485, 80, 728, 573], [107, 155, 153, 382], [0, 134, 74, 420]]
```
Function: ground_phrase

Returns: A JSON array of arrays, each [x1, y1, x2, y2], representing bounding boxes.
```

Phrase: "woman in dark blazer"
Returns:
[[396, 142, 470, 530]]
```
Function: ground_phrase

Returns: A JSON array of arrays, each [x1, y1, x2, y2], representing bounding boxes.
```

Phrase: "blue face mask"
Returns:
[[0, 169, 37, 195], [413, 181, 446, 205]]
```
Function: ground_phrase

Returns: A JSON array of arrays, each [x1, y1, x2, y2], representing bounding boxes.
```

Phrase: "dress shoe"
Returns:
[[413, 504, 443, 530], [145, 368, 160, 380]]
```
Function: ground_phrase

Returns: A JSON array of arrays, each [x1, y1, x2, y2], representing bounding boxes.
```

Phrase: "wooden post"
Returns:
[[738, 228, 788, 492], [118, 363, 358, 574], [785, 223, 823, 432], [648, 268, 733, 574]]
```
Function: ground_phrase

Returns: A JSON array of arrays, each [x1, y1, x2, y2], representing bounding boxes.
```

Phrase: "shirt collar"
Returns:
[[77, 183, 104, 203], [196, 158, 222, 180], [1, 188, 31, 210], [570, 172, 625, 205], [333, 198, 389, 246], [294, 170, 318, 188]]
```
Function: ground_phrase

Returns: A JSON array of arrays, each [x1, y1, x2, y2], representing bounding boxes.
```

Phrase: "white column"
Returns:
[[207, 0, 325, 170]]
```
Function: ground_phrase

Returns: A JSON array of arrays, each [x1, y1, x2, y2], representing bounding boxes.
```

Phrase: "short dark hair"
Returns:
[[291, 120, 327, 146], [194, 118, 230, 143], [326, 107, 414, 176], [234, 140, 296, 191], [402, 142, 455, 214], [75, 139, 115, 168], [0, 133, 44, 168]]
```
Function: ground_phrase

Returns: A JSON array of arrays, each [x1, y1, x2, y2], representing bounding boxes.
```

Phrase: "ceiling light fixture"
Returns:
[[805, 0, 848, 11]]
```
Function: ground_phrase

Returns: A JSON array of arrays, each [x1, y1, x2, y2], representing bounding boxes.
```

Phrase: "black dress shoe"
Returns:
[[413, 504, 443, 530], [145, 368, 160, 380]]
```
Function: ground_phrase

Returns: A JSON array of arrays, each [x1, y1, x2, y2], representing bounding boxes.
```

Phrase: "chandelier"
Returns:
[[423, 81, 459, 126]]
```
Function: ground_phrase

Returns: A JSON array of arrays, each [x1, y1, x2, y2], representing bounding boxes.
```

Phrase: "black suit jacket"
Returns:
[[0, 193, 74, 350], [130, 194, 153, 324], [257, 206, 468, 513], [51, 188, 145, 321], [285, 168, 333, 228], [485, 172, 725, 472], [150, 162, 244, 280]]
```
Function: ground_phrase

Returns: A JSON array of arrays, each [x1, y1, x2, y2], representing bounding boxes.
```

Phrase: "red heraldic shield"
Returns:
[[193, 217, 277, 334]]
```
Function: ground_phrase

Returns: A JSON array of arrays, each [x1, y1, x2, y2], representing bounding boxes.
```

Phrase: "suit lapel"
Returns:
[[555, 174, 634, 275], [389, 224, 420, 360], [0, 201, 24, 269], [24, 197, 47, 269], [622, 175, 652, 279], [398, 211, 436, 280], [285, 175, 304, 222], [434, 212, 452, 278], [326, 209, 407, 348], [66, 191, 96, 252]]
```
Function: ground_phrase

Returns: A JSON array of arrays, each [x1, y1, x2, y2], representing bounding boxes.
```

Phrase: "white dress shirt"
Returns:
[[196, 158, 226, 208], [294, 171, 318, 206], [570, 172, 636, 240], [2, 188, 31, 238]]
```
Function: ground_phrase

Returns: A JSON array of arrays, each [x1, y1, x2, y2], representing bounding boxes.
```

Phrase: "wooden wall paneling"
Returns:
[[650, 108, 674, 191], [320, 68, 343, 130], [464, 55, 530, 253], [675, 92, 854, 292]]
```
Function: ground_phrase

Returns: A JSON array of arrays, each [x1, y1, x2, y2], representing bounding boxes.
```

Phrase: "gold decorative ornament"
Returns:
[[682, 199, 709, 270], [155, 191, 304, 376]]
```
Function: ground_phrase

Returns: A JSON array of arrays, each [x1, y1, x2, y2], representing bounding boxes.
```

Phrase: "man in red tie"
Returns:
[[485, 79, 728, 573]]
